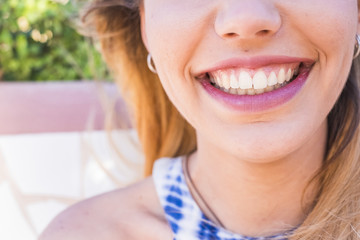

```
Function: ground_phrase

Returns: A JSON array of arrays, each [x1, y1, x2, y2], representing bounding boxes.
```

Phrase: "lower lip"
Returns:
[[200, 67, 312, 112]]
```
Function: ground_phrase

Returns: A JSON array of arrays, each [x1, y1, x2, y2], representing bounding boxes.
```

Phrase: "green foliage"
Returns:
[[0, 0, 109, 81]]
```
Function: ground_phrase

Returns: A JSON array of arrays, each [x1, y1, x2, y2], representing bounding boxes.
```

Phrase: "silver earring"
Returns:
[[354, 34, 360, 59], [147, 54, 157, 74]]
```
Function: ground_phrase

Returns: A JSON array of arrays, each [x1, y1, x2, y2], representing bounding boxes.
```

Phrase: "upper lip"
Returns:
[[194, 55, 316, 78]]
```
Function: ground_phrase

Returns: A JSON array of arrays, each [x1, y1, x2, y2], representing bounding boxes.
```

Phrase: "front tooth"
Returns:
[[230, 72, 239, 88], [278, 68, 286, 84], [239, 71, 253, 89], [253, 71, 267, 90], [222, 73, 231, 89], [285, 69, 293, 82], [268, 71, 277, 86]]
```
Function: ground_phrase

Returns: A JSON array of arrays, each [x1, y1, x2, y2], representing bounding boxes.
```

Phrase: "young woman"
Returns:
[[40, 0, 360, 239]]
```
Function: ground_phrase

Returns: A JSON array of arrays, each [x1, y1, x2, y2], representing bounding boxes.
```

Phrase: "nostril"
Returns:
[[224, 29, 271, 38], [257, 29, 271, 36], [224, 32, 238, 38]]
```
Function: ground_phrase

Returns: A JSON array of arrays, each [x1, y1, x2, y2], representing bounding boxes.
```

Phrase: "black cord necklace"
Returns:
[[182, 156, 225, 228]]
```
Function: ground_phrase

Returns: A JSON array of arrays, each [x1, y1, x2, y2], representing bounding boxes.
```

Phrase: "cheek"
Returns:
[[287, 0, 357, 55], [143, 1, 213, 71], [143, 3, 214, 118], [288, 0, 357, 111]]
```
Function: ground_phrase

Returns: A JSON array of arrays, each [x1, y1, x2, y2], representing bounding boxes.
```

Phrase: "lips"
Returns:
[[195, 57, 315, 112]]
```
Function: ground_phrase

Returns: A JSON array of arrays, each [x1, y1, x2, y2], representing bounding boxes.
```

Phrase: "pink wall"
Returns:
[[0, 82, 130, 134]]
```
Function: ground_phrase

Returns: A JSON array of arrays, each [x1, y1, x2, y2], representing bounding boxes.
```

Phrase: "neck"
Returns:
[[189, 125, 325, 237]]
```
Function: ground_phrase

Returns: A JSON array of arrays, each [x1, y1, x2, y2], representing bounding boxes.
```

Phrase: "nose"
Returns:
[[214, 0, 281, 40]]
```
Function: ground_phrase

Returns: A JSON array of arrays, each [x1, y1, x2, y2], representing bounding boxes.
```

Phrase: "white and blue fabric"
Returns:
[[153, 156, 294, 240]]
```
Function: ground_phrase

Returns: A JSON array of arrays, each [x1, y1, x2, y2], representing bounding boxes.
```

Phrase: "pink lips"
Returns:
[[197, 56, 315, 112]]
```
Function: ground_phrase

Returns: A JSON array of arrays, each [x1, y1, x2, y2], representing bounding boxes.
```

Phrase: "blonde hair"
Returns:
[[82, 1, 360, 238]]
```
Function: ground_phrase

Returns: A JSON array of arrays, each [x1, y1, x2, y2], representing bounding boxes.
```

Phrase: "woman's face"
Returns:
[[140, 0, 359, 162]]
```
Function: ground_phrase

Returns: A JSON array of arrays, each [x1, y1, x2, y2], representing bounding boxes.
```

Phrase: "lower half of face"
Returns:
[[142, 0, 359, 162]]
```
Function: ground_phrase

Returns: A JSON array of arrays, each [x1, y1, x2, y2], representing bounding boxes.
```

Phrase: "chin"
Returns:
[[216, 123, 320, 163]]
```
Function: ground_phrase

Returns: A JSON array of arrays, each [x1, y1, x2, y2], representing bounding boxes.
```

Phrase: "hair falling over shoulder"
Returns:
[[82, 1, 360, 238], [81, 0, 196, 177]]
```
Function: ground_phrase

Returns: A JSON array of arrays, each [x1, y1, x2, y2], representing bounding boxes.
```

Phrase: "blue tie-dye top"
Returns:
[[152, 156, 293, 240]]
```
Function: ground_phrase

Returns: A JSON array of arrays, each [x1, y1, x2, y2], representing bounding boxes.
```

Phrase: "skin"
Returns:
[[40, 0, 360, 239]]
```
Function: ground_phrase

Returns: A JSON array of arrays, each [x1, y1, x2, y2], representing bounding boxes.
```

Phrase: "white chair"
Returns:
[[0, 81, 143, 240]]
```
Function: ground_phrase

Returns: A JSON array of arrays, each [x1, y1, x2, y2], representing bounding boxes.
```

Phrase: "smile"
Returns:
[[196, 57, 315, 112], [208, 63, 300, 95]]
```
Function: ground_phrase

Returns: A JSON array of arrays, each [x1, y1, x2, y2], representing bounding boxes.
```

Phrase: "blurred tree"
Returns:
[[0, 0, 109, 81]]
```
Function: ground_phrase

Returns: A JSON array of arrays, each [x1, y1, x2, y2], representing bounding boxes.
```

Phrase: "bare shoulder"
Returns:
[[39, 177, 172, 240]]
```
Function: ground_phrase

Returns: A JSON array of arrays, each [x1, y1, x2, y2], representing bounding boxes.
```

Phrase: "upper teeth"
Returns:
[[210, 66, 299, 91]]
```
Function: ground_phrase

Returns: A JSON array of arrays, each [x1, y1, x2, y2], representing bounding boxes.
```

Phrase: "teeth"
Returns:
[[255, 88, 265, 94], [278, 69, 286, 84], [214, 72, 223, 87], [268, 71, 277, 86], [253, 71, 267, 90], [237, 88, 246, 95], [230, 71, 239, 88], [286, 69, 293, 82], [220, 83, 286, 95], [239, 71, 253, 89], [229, 88, 237, 94], [221, 72, 231, 89], [265, 85, 275, 92], [210, 65, 300, 96], [247, 89, 256, 95], [294, 68, 299, 75]]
